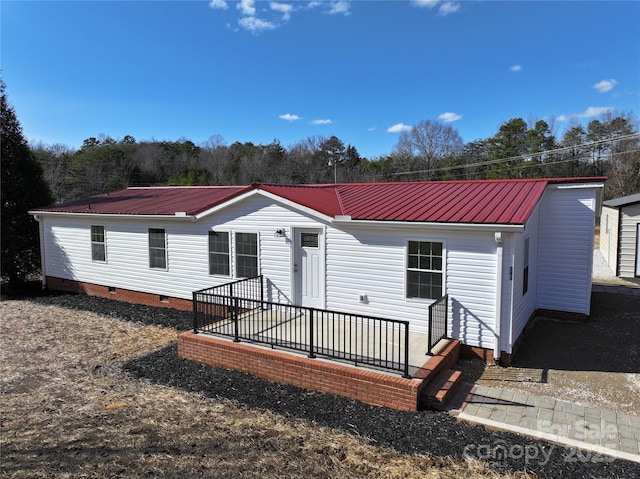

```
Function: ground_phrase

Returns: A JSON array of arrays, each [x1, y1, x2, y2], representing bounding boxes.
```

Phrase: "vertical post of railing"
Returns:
[[403, 322, 410, 378], [232, 296, 240, 343], [428, 302, 434, 355], [192, 292, 199, 334], [444, 294, 448, 339], [259, 275, 264, 304], [308, 308, 316, 358]]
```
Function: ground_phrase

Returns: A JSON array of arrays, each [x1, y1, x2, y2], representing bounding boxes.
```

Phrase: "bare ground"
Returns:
[[457, 291, 640, 417]]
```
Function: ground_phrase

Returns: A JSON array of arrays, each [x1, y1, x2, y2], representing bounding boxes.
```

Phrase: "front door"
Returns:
[[294, 228, 324, 308]]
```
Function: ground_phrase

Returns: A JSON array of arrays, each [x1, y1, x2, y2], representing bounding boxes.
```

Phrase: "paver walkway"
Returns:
[[456, 384, 640, 464]]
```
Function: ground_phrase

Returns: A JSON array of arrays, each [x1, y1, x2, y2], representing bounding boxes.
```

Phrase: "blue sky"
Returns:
[[2, 1, 639, 159]]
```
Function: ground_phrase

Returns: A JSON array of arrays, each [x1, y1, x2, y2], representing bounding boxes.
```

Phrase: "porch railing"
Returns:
[[427, 294, 448, 355], [193, 277, 411, 378]]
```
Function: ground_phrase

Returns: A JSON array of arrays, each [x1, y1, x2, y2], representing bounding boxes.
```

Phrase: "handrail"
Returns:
[[427, 294, 448, 355], [193, 285, 411, 378]]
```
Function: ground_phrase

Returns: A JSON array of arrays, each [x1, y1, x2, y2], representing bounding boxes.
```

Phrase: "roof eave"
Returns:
[[332, 218, 525, 232], [28, 210, 197, 221]]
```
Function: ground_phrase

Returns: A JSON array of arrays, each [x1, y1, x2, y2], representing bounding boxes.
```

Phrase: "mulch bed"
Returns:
[[22, 290, 640, 478]]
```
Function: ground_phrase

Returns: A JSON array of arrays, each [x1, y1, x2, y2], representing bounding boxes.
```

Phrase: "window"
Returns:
[[523, 237, 530, 295], [91, 225, 106, 262], [149, 228, 167, 269], [407, 241, 443, 300], [235, 232, 258, 278], [208, 231, 230, 276], [301, 232, 319, 248]]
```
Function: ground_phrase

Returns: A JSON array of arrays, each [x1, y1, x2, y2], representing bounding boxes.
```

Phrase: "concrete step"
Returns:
[[420, 368, 463, 411]]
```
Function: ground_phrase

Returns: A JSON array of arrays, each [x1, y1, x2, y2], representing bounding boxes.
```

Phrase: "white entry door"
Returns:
[[294, 228, 324, 309], [636, 223, 640, 277]]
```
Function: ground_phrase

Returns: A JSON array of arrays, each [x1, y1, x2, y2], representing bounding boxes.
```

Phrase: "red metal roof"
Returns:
[[36, 186, 250, 216], [33, 177, 605, 226]]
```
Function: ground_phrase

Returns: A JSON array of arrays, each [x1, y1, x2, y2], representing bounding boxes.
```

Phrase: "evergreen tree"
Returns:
[[1, 81, 53, 285]]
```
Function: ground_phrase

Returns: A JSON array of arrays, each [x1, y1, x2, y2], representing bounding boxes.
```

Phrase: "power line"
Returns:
[[389, 132, 640, 177]]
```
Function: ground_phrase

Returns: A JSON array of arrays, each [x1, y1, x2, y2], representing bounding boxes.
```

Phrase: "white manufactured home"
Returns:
[[600, 192, 640, 279], [31, 178, 603, 363]]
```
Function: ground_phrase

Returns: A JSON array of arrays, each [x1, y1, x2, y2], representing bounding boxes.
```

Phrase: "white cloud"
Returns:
[[593, 79, 618, 93], [411, 0, 440, 8], [237, 0, 256, 16], [438, 2, 460, 15], [557, 106, 614, 122], [510, 64, 522, 73], [239, 16, 276, 32], [270, 2, 293, 20], [311, 119, 332, 125], [279, 113, 302, 122], [367, 126, 377, 132], [209, 0, 228, 10], [326, 1, 351, 16], [387, 122, 413, 133], [412, 1, 460, 15], [438, 112, 462, 122]]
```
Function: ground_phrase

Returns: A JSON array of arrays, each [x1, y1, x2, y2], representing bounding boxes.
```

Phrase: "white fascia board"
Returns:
[[546, 182, 604, 190], [332, 218, 525, 233], [28, 211, 196, 221], [193, 189, 335, 223]]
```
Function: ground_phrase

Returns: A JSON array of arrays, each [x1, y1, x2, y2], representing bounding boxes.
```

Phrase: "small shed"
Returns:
[[600, 192, 640, 278]]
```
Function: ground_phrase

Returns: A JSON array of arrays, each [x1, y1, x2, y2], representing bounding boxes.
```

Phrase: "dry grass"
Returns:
[[0, 300, 529, 479]]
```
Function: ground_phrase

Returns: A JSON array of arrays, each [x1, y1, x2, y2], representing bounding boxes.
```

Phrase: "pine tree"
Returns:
[[1, 80, 53, 285]]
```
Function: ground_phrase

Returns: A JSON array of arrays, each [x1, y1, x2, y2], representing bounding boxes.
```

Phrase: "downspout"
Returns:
[[494, 232, 503, 365], [33, 215, 47, 289]]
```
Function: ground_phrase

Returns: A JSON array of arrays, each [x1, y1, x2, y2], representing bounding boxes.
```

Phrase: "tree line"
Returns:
[[32, 114, 639, 204]]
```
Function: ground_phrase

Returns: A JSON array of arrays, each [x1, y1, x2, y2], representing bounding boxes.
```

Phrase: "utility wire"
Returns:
[[389, 132, 640, 177]]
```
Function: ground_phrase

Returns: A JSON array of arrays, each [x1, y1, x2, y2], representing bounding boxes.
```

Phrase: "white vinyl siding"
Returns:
[[325, 226, 497, 347], [599, 206, 619, 275], [537, 186, 596, 315], [508, 203, 540, 354]]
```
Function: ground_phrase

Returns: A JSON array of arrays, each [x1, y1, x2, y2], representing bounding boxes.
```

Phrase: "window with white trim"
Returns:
[[235, 232, 258, 278], [91, 225, 106, 262], [406, 241, 443, 300], [523, 237, 530, 295], [208, 231, 230, 276], [148, 228, 167, 269]]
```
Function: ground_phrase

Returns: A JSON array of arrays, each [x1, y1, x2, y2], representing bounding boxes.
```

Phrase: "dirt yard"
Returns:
[[457, 291, 640, 416]]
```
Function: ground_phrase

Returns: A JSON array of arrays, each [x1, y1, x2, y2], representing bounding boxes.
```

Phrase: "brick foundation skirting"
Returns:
[[45, 276, 193, 311], [178, 331, 427, 411]]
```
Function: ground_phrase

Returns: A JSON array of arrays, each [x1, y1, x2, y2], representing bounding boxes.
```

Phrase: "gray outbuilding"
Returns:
[[600, 192, 640, 278]]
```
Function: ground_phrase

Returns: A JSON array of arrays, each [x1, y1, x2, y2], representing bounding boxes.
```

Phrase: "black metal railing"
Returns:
[[427, 294, 448, 354], [193, 278, 411, 378]]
